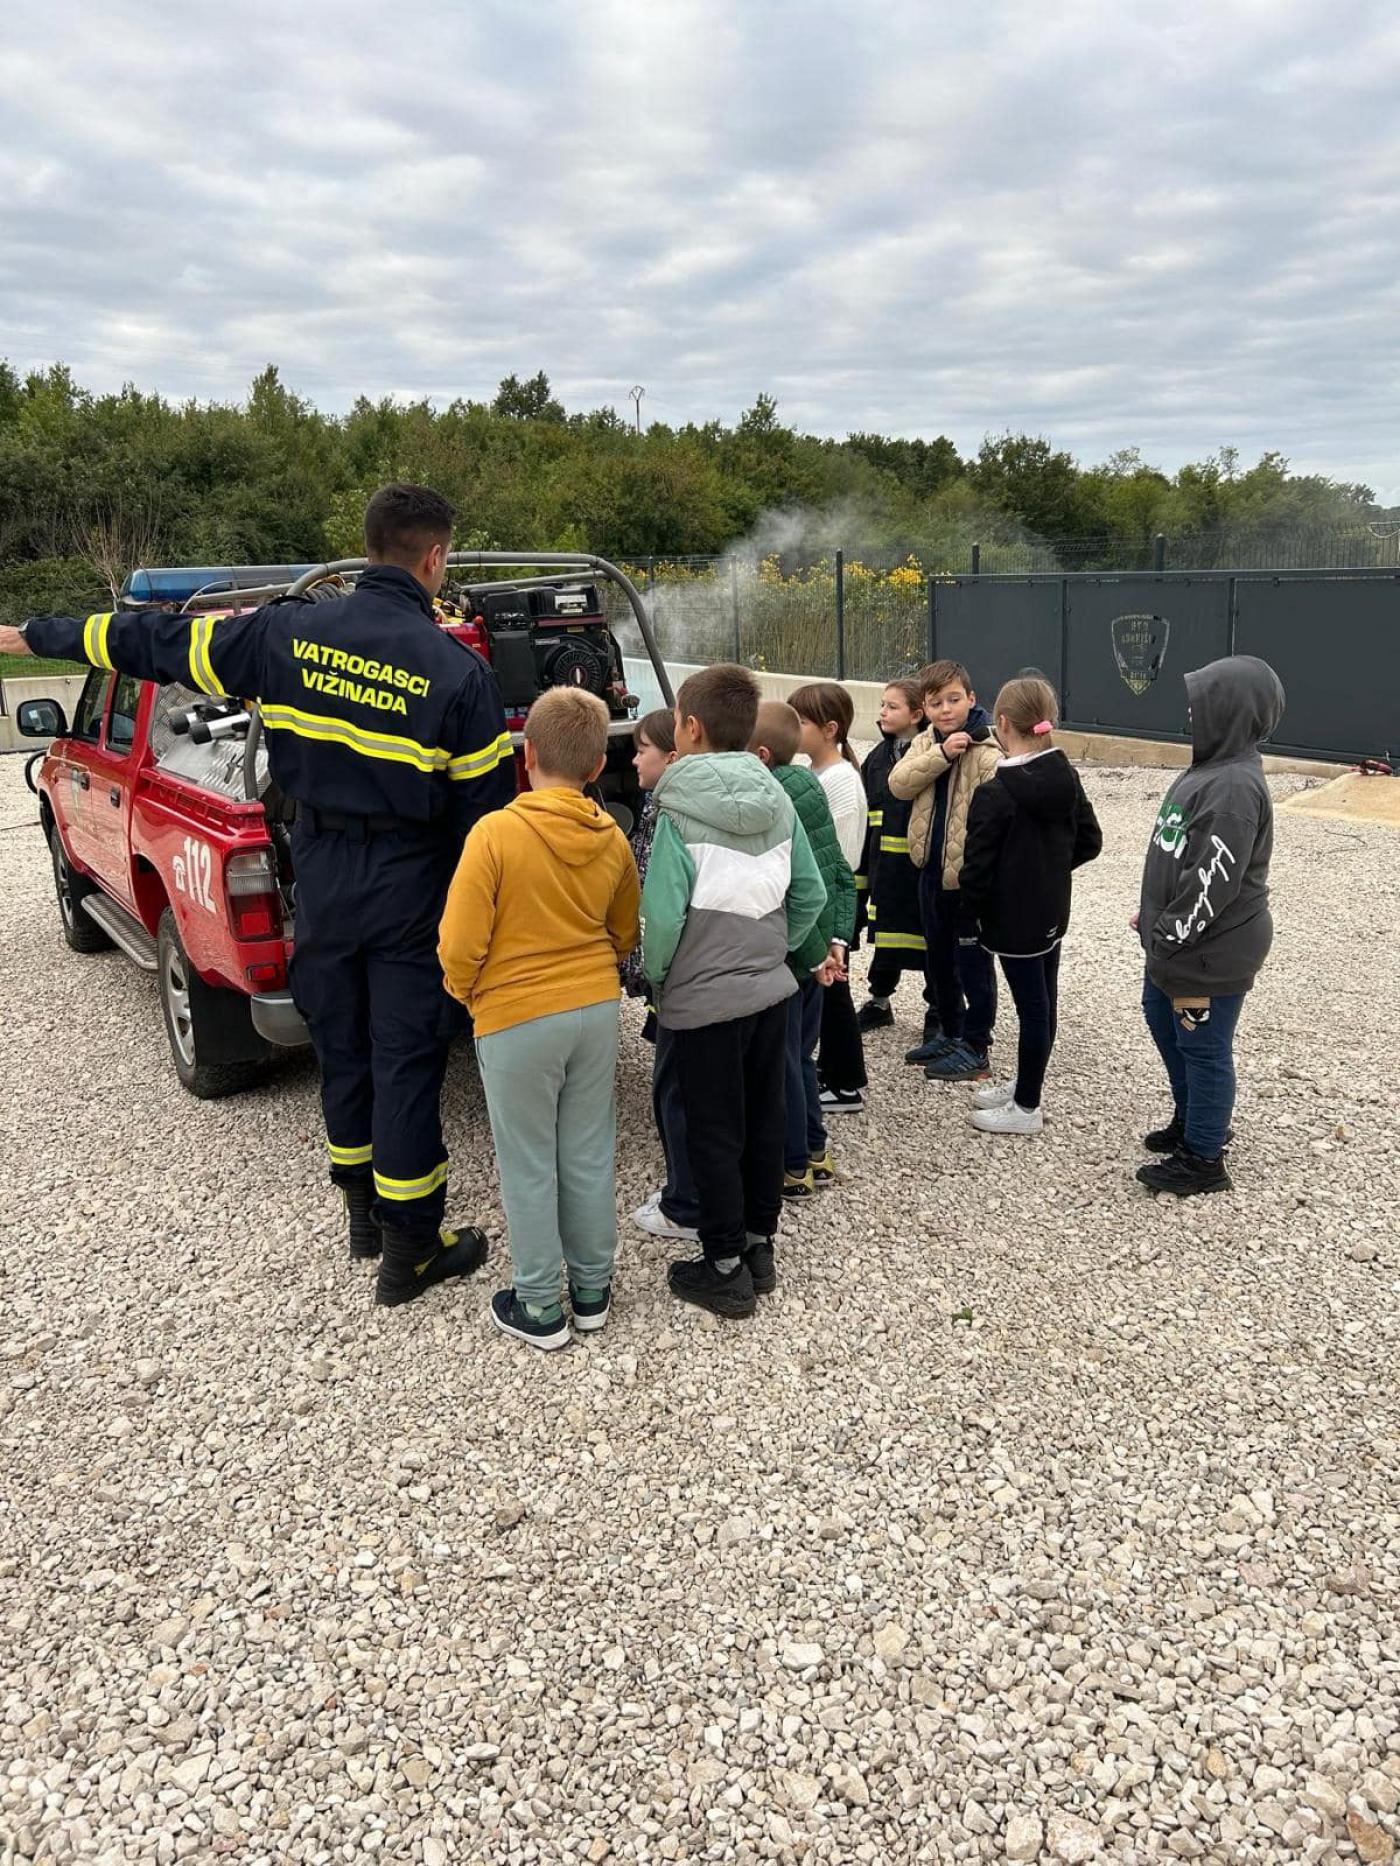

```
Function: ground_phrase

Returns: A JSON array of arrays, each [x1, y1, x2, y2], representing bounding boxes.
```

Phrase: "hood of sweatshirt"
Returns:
[[995, 747, 1079, 818], [653, 751, 785, 837], [509, 787, 619, 865], [1185, 655, 1286, 764]]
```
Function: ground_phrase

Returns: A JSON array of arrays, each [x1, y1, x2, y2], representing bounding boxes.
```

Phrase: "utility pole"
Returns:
[[629, 385, 645, 434]]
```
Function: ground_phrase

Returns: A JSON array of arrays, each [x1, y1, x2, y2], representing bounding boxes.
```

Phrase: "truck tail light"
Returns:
[[225, 850, 282, 942]]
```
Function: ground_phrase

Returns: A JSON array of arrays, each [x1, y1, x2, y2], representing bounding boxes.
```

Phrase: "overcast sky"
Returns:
[[3, 0, 1399, 494]]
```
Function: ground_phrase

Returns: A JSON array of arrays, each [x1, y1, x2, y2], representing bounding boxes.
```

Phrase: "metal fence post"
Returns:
[[835, 549, 846, 680], [971, 542, 981, 577], [925, 574, 937, 663], [1153, 533, 1166, 573], [1059, 577, 1071, 723], [730, 557, 741, 663]]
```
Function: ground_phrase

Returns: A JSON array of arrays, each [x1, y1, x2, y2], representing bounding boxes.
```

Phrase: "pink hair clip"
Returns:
[[1032, 718, 1053, 735]]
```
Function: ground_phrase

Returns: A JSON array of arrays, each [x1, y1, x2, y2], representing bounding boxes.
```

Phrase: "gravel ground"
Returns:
[[2, 753, 1398, 1866]]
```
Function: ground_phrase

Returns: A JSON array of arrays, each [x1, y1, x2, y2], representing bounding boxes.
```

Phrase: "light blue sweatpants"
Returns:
[[474, 999, 620, 1311]]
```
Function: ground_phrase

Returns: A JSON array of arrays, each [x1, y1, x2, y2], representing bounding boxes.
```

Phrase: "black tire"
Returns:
[[51, 833, 113, 954], [156, 908, 267, 1099]]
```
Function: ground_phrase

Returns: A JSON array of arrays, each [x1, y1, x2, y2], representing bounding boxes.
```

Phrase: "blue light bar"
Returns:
[[121, 566, 318, 605]]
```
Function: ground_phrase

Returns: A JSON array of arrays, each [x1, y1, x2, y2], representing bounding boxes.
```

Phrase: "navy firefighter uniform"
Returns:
[[23, 567, 514, 1258]]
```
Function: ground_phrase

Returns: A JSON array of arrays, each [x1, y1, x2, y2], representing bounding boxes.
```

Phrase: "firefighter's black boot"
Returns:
[[343, 1181, 382, 1261], [375, 1225, 490, 1308]]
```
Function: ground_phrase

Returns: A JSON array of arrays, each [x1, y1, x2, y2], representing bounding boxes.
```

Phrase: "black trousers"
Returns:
[[998, 945, 1062, 1110], [289, 821, 460, 1240], [673, 999, 789, 1258], [919, 868, 997, 1053], [868, 950, 934, 1006], [817, 977, 868, 1091]]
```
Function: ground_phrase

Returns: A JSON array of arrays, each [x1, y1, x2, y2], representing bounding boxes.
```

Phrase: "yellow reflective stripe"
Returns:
[[261, 703, 448, 775], [327, 1141, 373, 1167], [867, 808, 884, 827], [447, 732, 513, 781], [879, 835, 910, 854], [374, 1161, 449, 1202], [853, 873, 868, 890], [873, 931, 926, 950], [187, 615, 222, 695], [83, 612, 115, 670]]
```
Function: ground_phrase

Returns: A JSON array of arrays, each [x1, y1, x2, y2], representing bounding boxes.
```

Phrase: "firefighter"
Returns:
[[1, 484, 514, 1307]]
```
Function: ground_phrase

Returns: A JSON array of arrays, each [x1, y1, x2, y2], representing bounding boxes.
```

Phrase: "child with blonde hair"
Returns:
[[957, 677, 1102, 1134], [439, 687, 640, 1346]]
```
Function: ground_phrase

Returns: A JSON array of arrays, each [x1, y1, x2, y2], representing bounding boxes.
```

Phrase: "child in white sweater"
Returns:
[[789, 682, 868, 1113]]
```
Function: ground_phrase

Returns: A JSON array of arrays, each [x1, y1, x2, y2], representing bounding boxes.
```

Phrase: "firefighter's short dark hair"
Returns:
[[364, 483, 454, 561]]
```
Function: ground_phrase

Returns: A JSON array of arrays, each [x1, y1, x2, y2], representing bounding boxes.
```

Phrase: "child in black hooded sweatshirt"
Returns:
[[957, 676, 1102, 1134]]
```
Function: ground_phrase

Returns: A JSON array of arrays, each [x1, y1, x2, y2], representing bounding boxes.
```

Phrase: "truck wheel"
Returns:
[[51, 834, 113, 954], [156, 909, 265, 1099]]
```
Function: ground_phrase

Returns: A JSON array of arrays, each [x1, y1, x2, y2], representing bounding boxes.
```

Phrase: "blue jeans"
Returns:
[[1141, 974, 1245, 1159], [784, 975, 828, 1171], [651, 1024, 699, 1227]]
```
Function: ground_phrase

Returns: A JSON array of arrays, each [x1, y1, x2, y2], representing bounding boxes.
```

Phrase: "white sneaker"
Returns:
[[632, 1201, 699, 1241], [971, 1080, 1015, 1110], [631, 1190, 663, 1224], [968, 1100, 1043, 1135]]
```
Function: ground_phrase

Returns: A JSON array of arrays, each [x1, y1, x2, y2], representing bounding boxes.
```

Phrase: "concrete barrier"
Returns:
[[7, 661, 1349, 781], [623, 660, 1347, 779]]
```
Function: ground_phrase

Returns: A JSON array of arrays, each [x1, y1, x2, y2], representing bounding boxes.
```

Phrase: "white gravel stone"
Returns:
[[3, 757, 1398, 1864], [1005, 1812, 1044, 1859]]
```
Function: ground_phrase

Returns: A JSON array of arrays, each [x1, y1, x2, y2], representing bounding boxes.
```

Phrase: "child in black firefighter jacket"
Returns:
[[958, 677, 1102, 1136], [855, 679, 929, 1036]]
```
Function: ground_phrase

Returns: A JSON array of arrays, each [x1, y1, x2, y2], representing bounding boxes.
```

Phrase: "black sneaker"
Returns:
[[856, 999, 894, 1031], [490, 1288, 571, 1350], [819, 1085, 865, 1115], [1136, 1149, 1233, 1197], [924, 1042, 990, 1082], [1143, 1114, 1235, 1154], [905, 1034, 955, 1065], [668, 1255, 757, 1319], [568, 1284, 611, 1334], [743, 1236, 776, 1296]]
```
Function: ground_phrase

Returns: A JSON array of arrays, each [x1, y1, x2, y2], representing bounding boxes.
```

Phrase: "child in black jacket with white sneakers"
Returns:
[[957, 676, 1102, 1133]]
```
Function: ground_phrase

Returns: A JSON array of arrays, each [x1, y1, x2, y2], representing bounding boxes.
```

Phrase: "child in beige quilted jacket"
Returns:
[[887, 659, 1002, 1081]]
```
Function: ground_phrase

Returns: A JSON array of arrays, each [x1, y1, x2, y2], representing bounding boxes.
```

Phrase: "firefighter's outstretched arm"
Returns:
[[4, 606, 269, 699], [441, 666, 515, 837]]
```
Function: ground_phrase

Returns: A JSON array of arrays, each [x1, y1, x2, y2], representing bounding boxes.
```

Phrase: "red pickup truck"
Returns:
[[17, 553, 669, 1097]]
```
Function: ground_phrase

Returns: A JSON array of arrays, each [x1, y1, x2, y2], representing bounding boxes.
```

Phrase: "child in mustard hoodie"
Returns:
[[438, 688, 641, 1349]]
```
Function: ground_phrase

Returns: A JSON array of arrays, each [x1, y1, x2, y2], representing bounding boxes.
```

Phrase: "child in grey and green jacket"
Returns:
[[641, 664, 827, 1320]]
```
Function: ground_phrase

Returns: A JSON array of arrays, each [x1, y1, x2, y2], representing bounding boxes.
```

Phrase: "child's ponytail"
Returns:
[[789, 680, 859, 766], [993, 675, 1059, 743]]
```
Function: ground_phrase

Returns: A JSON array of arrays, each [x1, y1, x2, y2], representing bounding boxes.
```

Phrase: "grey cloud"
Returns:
[[2, 0, 1398, 494]]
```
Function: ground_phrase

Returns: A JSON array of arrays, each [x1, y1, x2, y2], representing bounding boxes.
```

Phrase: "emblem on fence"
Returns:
[[1111, 613, 1169, 696]]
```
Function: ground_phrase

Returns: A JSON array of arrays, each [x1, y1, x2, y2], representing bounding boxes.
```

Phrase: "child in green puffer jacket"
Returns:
[[750, 701, 855, 1200]]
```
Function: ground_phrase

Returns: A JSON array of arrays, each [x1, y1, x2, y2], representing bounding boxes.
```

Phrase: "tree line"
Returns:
[[0, 359, 1384, 633]]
